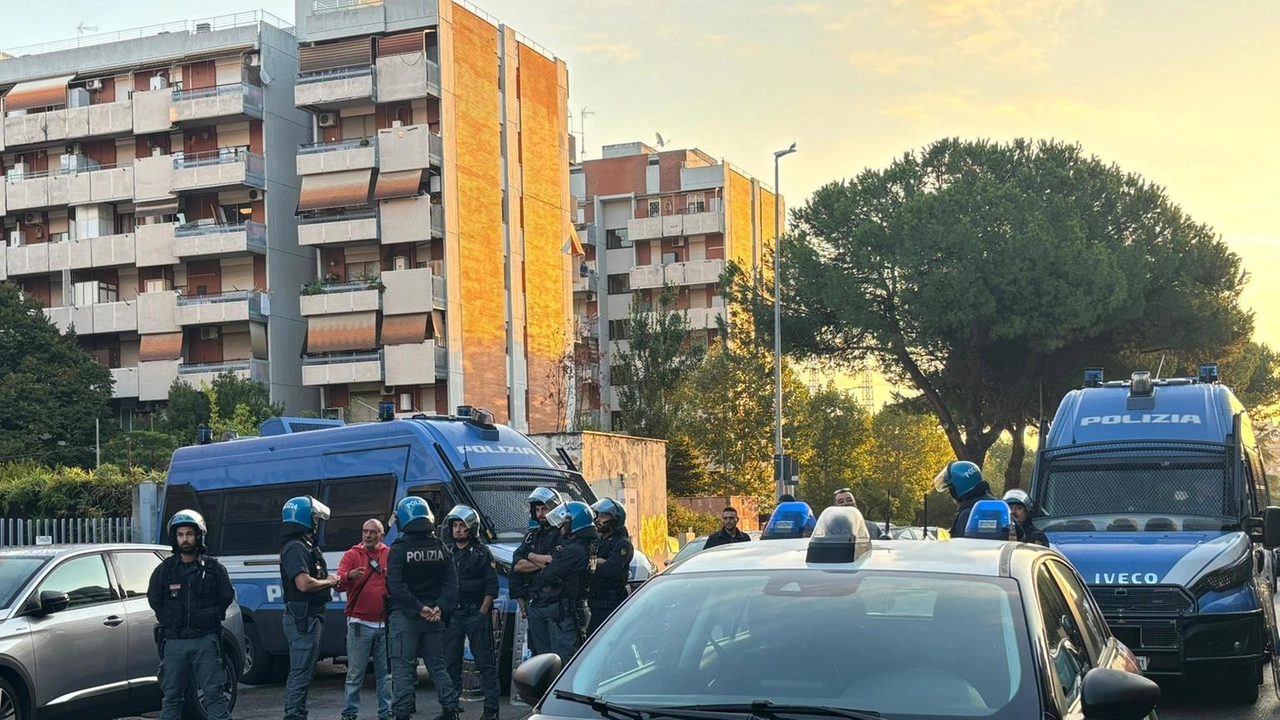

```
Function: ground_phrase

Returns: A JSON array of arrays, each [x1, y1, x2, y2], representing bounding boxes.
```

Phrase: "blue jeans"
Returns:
[[283, 613, 324, 720], [343, 622, 392, 719], [158, 634, 230, 720], [391, 610, 459, 719]]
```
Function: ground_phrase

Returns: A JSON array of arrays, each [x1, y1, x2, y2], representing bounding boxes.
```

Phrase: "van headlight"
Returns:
[[1189, 552, 1254, 598]]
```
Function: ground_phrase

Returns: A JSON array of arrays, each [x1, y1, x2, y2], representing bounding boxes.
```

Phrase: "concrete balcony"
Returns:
[[47, 234, 136, 272], [302, 350, 383, 386], [135, 222, 179, 268], [110, 367, 139, 399], [3, 100, 134, 148], [299, 283, 381, 316], [297, 209, 379, 246], [296, 138, 377, 176], [384, 340, 443, 386], [376, 124, 442, 172], [174, 290, 267, 326], [173, 221, 267, 259], [573, 269, 598, 294], [137, 290, 180, 334], [576, 315, 600, 339], [172, 149, 265, 193], [171, 83, 264, 124], [295, 66, 375, 107], [382, 266, 445, 314], [379, 195, 437, 245], [685, 301, 728, 329], [627, 209, 726, 241], [3, 241, 49, 277], [6, 164, 134, 211], [44, 300, 138, 335], [629, 259, 726, 289], [178, 358, 270, 389], [374, 52, 441, 103], [139, 359, 181, 402]]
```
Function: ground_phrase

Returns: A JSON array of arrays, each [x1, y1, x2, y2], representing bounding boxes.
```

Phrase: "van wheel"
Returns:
[[0, 677, 25, 720], [240, 622, 276, 685], [182, 647, 240, 720]]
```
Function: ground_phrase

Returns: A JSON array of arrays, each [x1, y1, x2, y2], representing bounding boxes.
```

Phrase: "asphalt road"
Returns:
[[1157, 671, 1279, 720]]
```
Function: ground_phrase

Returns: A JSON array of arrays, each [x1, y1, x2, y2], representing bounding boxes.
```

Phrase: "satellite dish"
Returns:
[[655, 132, 667, 148], [260, 70, 273, 86]]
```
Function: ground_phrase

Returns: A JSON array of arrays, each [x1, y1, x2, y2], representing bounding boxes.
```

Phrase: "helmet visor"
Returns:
[[932, 467, 952, 494], [310, 497, 332, 522]]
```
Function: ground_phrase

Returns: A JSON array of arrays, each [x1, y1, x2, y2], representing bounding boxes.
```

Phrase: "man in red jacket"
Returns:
[[337, 519, 392, 720]]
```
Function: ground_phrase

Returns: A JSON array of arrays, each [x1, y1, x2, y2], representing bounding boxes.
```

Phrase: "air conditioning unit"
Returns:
[[8, 231, 25, 247], [85, 79, 104, 91], [248, 189, 263, 201], [151, 146, 164, 157], [244, 53, 262, 68], [671, 237, 686, 247], [23, 213, 40, 225], [65, 143, 84, 156], [381, 385, 396, 396], [429, 175, 442, 194], [144, 278, 172, 293], [317, 112, 338, 128], [149, 75, 169, 91], [392, 256, 409, 271], [391, 120, 404, 128], [11, 163, 29, 178], [200, 327, 221, 340], [322, 406, 345, 421], [398, 392, 414, 412]]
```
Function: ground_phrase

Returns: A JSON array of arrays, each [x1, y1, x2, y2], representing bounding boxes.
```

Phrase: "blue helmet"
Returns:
[[396, 496, 434, 532], [591, 497, 626, 530], [762, 501, 817, 540], [548, 501, 595, 534], [168, 509, 207, 550], [964, 499, 1015, 541], [282, 496, 331, 532], [934, 460, 984, 499]]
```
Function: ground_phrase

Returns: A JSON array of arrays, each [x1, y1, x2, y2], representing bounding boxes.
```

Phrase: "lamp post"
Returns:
[[772, 142, 797, 500]]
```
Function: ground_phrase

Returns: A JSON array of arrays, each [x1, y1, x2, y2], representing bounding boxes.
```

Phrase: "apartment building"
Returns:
[[0, 13, 315, 426], [290, 0, 575, 430], [571, 141, 781, 430]]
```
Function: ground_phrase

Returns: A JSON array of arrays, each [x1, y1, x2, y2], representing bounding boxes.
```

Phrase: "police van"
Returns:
[[156, 407, 653, 691], [1030, 365, 1280, 703]]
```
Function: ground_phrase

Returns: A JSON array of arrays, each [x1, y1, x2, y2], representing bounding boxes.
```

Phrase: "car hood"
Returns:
[[1049, 530, 1248, 586]]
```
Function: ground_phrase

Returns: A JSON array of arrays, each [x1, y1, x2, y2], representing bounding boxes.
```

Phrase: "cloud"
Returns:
[[771, 2, 829, 15], [575, 33, 636, 61], [850, 51, 929, 74]]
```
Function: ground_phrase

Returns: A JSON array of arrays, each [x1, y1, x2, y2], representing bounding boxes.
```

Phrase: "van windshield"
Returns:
[[1036, 459, 1234, 533], [463, 472, 594, 541]]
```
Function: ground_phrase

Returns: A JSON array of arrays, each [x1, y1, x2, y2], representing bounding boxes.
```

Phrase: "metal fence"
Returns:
[[0, 517, 134, 547]]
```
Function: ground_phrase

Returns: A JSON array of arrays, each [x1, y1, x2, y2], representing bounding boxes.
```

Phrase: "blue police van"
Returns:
[[156, 408, 652, 691], [1030, 365, 1280, 703]]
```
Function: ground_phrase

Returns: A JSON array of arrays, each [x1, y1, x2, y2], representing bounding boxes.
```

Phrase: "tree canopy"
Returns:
[[733, 138, 1254, 481]]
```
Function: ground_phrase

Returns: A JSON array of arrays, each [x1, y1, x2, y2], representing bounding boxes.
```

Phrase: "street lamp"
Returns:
[[773, 142, 797, 500]]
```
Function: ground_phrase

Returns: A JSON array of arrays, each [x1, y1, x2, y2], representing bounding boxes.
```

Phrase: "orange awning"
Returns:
[[4, 74, 75, 112], [297, 170, 373, 213], [373, 170, 423, 201], [139, 332, 184, 361], [381, 313, 428, 345], [306, 312, 378, 353], [564, 227, 585, 256]]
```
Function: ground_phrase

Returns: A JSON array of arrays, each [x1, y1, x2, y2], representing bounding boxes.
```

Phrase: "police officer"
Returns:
[[1003, 489, 1049, 547], [586, 498, 632, 636], [932, 461, 997, 538], [280, 496, 340, 720], [512, 487, 563, 656], [535, 500, 598, 660], [442, 505, 500, 720], [387, 496, 461, 720], [147, 510, 235, 720]]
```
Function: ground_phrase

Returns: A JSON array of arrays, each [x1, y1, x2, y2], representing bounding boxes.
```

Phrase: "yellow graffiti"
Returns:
[[639, 515, 670, 564]]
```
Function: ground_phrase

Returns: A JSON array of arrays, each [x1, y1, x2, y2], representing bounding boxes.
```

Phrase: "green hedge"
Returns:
[[0, 462, 164, 518], [667, 499, 721, 538]]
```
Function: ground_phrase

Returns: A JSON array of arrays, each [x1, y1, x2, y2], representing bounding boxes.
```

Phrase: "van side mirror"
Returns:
[[513, 653, 563, 707], [1264, 507, 1280, 549], [1081, 667, 1160, 720]]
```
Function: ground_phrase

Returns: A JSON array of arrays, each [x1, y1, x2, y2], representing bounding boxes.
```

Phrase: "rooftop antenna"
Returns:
[[580, 107, 594, 160], [1155, 354, 1167, 379], [76, 22, 98, 47]]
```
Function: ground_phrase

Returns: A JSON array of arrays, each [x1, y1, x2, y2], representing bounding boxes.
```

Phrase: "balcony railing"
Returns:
[[298, 137, 377, 155], [175, 220, 262, 238], [305, 279, 379, 294], [298, 208, 378, 225], [312, 0, 383, 13], [303, 349, 382, 366], [172, 147, 260, 170], [297, 65, 373, 85], [177, 289, 265, 313]]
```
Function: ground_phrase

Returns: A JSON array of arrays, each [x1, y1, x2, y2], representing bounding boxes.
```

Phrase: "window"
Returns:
[[608, 319, 629, 341], [1048, 561, 1109, 660], [605, 228, 630, 250], [661, 252, 679, 265], [1036, 563, 1090, 703], [647, 200, 661, 218], [322, 477, 397, 551], [687, 193, 705, 214], [607, 273, 631, 295], [220, 482, 320, 555], [610, 411, 624, 430], [610, 364, 632, 386], [111, 551, 164, 599], [38, 555, 115, 609]]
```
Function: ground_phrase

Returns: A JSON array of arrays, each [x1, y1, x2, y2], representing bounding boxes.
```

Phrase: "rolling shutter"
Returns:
[[299, 38, 373, 74], [376, 31, 425, 58]]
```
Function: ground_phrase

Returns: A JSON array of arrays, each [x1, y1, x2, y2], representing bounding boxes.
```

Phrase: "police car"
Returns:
[[512, 506, 1161, 720]]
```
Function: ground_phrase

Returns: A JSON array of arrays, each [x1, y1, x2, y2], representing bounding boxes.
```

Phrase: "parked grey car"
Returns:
[[0, 543, 243, 720]]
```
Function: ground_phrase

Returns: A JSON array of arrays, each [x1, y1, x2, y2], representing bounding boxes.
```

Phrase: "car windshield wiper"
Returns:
[[669, 700, 881, 720], [554, 691, 738, 720]]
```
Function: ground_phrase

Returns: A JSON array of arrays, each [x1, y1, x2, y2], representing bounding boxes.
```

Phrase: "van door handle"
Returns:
[[103, 616, 124, 627]]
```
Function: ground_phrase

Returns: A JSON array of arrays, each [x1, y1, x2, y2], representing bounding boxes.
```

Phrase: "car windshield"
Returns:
[[1037, 459, 1233, 532], [0, 557, 51, 608], [671, 538, 707, 563], [545, 569, 1039, 719], [462, 474, 594, 541]]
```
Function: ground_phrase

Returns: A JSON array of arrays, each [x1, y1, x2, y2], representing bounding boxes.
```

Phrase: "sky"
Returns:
[[3, 0, 1276, 394]]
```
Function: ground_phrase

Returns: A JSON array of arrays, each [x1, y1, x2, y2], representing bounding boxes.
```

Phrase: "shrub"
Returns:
[[0, 462, 163, 518]]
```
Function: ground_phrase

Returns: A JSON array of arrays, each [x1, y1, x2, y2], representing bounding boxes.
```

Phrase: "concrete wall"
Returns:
[[528, 431, 669, 562], [260, 23, 319, 414], [674, 496, 763, 532]]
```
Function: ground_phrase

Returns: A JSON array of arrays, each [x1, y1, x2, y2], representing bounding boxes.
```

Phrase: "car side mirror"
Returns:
[[1081, 667, 1160, 720], [1263, 507, 1280, 549], [513, 653, 563, 706], [32, 591, 70, 616]]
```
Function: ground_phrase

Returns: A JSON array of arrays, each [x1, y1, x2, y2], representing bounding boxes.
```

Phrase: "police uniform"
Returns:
[[147, 513, 235, 720], [280, 529, 332, 720], [514, 522, 562, 656], [532, 522, 598, 660], [586, 525, 631, 636], [444, 539, 500, 717], [387, 503, 460, 720]]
